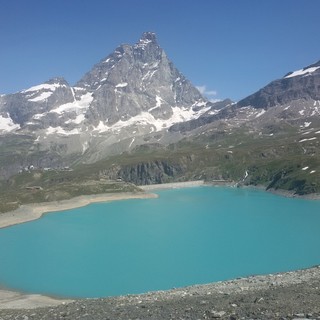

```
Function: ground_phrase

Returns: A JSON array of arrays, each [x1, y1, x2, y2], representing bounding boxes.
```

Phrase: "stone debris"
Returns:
[[0, 266, 320, 319]]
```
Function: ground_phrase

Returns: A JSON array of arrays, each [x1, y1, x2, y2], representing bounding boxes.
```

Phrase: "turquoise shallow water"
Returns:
[[0, 186, 320, 298]]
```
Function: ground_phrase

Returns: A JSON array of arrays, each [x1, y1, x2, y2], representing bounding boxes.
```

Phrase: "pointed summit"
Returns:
[[75, 31, 207, 127], [134, 32, 159, 53], [139, 31, 157, 43]]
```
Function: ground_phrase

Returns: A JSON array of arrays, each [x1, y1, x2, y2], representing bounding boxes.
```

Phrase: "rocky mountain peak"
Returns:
[[135, 32, 158, 49], [238, 59, 320, 109], [283, 60, 320, 79], [76, 32, 208, 127], [76, 32, 162, 91], [0, 32, 210, 163], [45, 77, 70, 86], [140, 31, 157, 43]]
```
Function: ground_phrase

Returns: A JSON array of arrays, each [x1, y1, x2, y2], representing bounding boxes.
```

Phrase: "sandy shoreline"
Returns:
[[0, 288, 72, 310], [0, 192, 158, 230], [0, 180, 205, 230]]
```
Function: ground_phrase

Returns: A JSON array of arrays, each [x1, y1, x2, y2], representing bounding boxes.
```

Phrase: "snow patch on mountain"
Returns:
[[50, 92, 93, 115], [115, 82, 128, 88], [46, 126, 81, 135], [285, 66, 320, 79], [304, 122, 311, 128], [65, 114, 86, 125], [28, 91, 54, 102], [149, 95, 163, 112], [0, 114, 20, 132], [22, 83, 66, 93], [255, 109, 266, 118], [94, 103, 211, 134]]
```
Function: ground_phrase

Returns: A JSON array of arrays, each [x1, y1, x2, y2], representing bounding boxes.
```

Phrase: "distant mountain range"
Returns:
[[0, 32, 319, 205]]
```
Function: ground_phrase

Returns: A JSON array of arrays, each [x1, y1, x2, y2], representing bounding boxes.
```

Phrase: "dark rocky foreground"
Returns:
[[1, 266, 320, 320]]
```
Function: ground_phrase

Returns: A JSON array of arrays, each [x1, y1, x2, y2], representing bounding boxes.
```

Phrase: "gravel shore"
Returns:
[[0, 266, 319, 319]]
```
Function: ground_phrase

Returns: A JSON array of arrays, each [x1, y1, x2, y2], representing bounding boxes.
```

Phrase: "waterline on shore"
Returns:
[[0, 192, 158, 229], [1, 265, 319, 310], [0, 180, 206, 229]]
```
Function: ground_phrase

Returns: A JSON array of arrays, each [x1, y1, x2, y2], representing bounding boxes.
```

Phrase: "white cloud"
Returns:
[[196, 85, 217, 97]]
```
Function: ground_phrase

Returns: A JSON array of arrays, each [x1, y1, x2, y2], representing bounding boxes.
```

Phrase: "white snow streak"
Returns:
[[115, 82, 128, 88], [129, 137, 135, 148], [28, 91, 53, 102], [46, 126, 80, 135], [299, 137, 317, 142], [255, 109, 266, 118], [23, 83, 66, 93], [285, 66, 320, 78]]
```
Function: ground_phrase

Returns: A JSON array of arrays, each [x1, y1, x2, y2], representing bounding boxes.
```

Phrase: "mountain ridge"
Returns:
[[238, 59, 320, 109], [0, 32, 211, 138], [0, 33, 319, 202]]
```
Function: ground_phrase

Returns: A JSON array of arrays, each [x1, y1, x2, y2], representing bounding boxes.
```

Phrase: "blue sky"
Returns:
[[1, 0, 320, 101]]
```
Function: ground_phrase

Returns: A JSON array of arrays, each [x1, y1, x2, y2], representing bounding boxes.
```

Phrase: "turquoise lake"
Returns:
[[0, 186, 320, 298]]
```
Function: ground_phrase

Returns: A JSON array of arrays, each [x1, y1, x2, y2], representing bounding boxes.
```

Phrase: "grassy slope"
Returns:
[[0, 168, 140, 213], [0, 124, 319, 213]]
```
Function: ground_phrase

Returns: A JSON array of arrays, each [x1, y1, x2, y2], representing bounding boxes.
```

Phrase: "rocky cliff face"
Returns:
[[116, 161, 185, 185]]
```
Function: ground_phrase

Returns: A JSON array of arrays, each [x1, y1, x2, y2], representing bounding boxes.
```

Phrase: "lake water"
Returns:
[[0, 186, 320, 298]]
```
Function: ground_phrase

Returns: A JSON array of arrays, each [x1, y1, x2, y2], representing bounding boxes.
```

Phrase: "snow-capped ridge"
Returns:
[[23, 82, 67, 94], [285, 66, 320, 79], [0, 31, 211, 144]]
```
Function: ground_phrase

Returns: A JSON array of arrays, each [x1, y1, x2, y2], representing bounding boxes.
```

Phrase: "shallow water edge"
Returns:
[[0, 192, 158, 230], [1, 265, 319, 310]]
